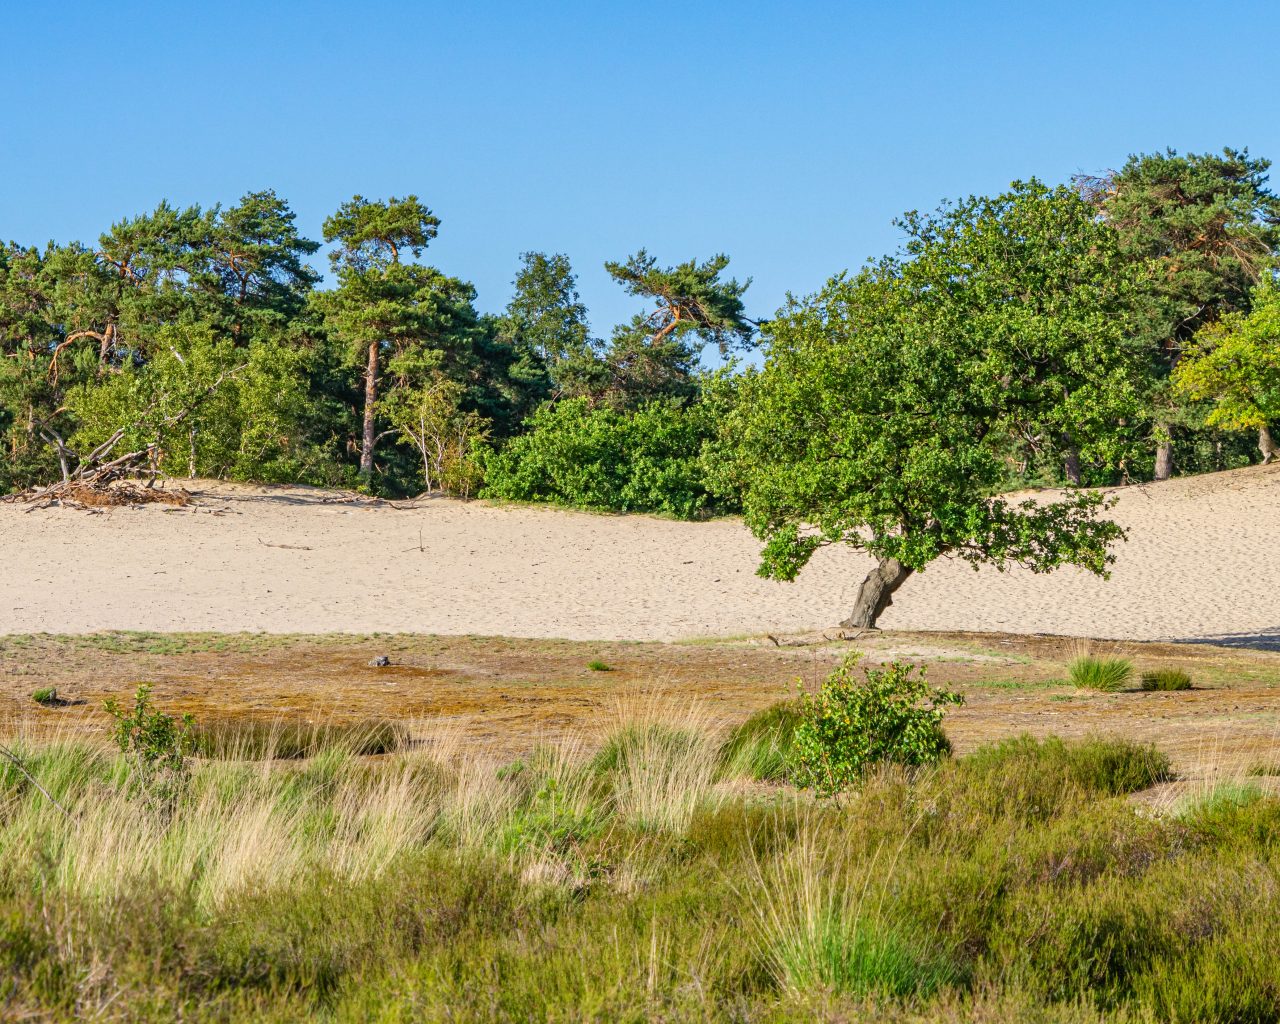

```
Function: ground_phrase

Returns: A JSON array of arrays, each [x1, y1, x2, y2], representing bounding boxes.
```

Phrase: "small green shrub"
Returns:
[[103, 685, 197, 798], [31, 687, 57, 706], [1068, 656, 1133, 692], [586, 660, 613, 673], [790, 654, 963, 797], [1139, 668, 1192, 691], [717, 700, 802, 781]]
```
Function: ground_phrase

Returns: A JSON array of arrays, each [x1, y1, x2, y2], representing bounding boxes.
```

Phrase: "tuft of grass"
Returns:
[[31, 687, 58, 706], [193, 718, 407, 760], [1140, 668, 1192, 691], [717, 700, 802, 781], [1246, 761, 1280, 777], [586, 660, 613, 672], [1068, 656, 1133, 692]]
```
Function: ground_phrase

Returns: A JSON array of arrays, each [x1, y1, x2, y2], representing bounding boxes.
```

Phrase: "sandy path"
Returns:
[[1, 467, 1277, 644]]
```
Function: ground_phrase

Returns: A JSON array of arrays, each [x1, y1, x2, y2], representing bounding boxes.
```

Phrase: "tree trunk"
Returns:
[[1260, 425, 1279, 466], [840, 557, 913, 630], [1154, 434, 1174, 481], [1063, 447, 1082, 486], [359, 341, 380, 480]]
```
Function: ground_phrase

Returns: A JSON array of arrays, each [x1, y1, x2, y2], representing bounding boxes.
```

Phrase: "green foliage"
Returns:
[[1174, 280, 1280, 444], [730, 181, 1140, 614], [31, 687, 57, 706], [717, 699, 802, 781], [586, 660, 613, 672], [103, 685, 197, 792], [604, 250, 755, 358], [1081, 147, 1280, 471], [790, 654, 963, 796], [481, 396, 731, 518], [1068, 656, 1133, 692], [1140, 668, 1193, 691]]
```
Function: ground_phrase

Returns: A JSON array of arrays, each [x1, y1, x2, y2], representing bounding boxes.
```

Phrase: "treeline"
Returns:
[[1, 147, 1278, 515]]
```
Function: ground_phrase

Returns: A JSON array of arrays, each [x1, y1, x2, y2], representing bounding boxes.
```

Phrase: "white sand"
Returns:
[[2, 467, 1277, 644]]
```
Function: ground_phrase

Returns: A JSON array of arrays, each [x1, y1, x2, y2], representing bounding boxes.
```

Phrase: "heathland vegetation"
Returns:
[[5, 658, 1280, 1022], [4, 147, 1279, 626]]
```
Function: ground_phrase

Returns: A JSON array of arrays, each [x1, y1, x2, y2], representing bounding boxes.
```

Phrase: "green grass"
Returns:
[[586, 659, 613, 672], [1068, 656, 1134, 692], [717, 700, 802, 781], [0, 721, 1273, 1022], [1140, 668, 1193, 691], [31, 686, 58, 706]]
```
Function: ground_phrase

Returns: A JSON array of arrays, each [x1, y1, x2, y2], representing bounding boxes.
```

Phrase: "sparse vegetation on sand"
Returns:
[[2, 651, 1277, 1022]]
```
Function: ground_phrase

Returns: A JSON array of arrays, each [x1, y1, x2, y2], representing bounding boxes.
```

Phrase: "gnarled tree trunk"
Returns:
[[841, 557, 913, 630], [1260, 425, 1278, 466], [359, 341, 380, 480]]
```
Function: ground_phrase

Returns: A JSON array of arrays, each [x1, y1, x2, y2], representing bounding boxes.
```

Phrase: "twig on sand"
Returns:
[[257, 538, 313, 551]]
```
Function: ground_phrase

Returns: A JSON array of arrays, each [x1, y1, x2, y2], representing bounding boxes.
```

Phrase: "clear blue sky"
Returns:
[[3, 1, 1279, 341]]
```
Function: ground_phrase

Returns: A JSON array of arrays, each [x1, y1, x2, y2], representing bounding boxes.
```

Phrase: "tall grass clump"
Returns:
[[1068, 656, 1133, 692], [717, 700, 802, 781], [752, 833, 962, 1000], [1140, 668, 1192, 691]]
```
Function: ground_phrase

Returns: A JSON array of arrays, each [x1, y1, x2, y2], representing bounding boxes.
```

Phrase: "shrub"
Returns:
[[586, 660, 613, 672], [956, 735, 1171, 822], [481, 397, 730, 518], [790, 655, 963, 797], [1140, 668, 1192, 691], [1068, 656, 1133, 692], [717, 700, 802, 781], [103, 685, 197, 800], [31, 687, 57, 706]]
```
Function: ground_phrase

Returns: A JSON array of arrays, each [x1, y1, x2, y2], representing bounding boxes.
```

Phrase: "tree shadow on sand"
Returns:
[[1173, 629, 1280, 652]]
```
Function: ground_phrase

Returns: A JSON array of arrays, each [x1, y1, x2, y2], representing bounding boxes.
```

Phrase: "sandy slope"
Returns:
[[2, 466, 1277, 644]]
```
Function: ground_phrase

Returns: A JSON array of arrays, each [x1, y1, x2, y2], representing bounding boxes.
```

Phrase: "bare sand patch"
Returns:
[[2, 465, 1277, 644]]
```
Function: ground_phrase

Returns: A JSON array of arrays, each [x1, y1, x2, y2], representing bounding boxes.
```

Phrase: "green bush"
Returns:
[[1068, 656, 1133, 692], [1139, 668, 1192, 691], [103, 685, 197, 800], [31, 687, 57, 706], [790, 655, 963, 797], [717, 700, 802, 781], [481, 397, 730, 518]]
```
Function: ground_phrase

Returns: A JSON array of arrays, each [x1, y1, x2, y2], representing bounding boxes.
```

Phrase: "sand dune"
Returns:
[[2, 466, 1277, 644]]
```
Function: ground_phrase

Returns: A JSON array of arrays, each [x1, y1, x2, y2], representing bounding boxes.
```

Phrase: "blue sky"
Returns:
[[3, 1, 1279, 343]]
